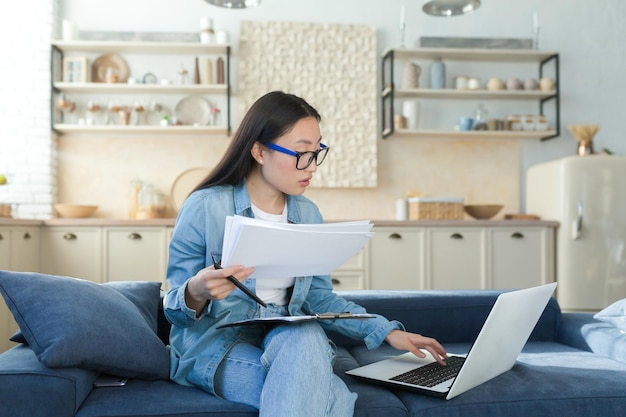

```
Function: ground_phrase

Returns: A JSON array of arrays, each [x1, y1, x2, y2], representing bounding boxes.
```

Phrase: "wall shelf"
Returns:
[[50, 40, 232, 136], [51, 40, 228, 55], [381, 47, 560, 141], [53, 124, 228, 136], [386, 128, 557, 140], [53, 82, 227, 95], [385, 87, 557, 101]]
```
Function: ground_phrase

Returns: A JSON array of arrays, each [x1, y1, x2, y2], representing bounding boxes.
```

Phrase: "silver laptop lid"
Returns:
[[446, 282, 557, 399]]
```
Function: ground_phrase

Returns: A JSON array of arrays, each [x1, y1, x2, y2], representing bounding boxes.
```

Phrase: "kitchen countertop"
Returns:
[[369, 219, 559, 227], [1, 218, 559, 228]]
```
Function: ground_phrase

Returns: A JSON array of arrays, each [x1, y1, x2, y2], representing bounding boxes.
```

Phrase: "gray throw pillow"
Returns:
[[0, 270, 169, 379]]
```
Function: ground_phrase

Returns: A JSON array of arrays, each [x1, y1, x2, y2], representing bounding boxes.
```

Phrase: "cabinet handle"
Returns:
[[450, 233, 463, 240], [23, 232, 31, 240], [511, 232, 524, 239], [128, 233, 142, 240], [388, 233, 402, 240], [0, 233, 3, 240], [63, 233, 77, 240], [331, 278, 341, 285]]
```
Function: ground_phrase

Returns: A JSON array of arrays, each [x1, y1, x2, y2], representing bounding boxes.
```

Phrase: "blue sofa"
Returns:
[[1, 276, 625, 417]]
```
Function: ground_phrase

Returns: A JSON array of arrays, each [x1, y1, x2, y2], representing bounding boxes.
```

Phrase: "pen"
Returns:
[[211, 255, 267, 308]]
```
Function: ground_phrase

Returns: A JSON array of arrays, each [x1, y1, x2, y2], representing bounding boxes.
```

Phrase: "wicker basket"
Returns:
[[408, 197, 464, 220]]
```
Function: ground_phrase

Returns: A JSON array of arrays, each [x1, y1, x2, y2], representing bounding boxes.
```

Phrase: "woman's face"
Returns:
[[259, 117, 323, 196]]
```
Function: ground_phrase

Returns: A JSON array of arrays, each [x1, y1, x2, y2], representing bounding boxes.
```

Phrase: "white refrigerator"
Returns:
[[526, 155, 626, 311]]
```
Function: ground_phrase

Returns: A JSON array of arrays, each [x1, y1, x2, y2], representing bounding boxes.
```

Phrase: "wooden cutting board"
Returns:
[[504, 213, 540, 220]]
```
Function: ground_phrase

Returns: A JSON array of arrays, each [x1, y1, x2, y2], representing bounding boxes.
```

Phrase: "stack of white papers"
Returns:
[[221, 215, 374, 279]]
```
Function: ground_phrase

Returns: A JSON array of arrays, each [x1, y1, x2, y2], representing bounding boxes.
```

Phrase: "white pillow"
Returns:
[[594, 299, 626, 332]]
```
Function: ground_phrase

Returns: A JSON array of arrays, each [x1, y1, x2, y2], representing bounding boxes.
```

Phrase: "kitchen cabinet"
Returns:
[[0, 226, 39, 354], [40, 227, 103, 282], [381, 47, 559, 140], [0, 227, 40, 272], [50, 40, 231, 136], [488, 227, 554, 289], [369, 228, 425, 289], [330, 247, 369, 290], [368, 223, 555, 291], [103, 227, 168, 286], [427, 228, 486, 289]]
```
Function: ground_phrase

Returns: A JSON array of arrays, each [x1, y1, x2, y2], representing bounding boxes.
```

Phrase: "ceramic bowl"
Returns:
[[464, 204, 503, 220], [54, 204, 98, 218]]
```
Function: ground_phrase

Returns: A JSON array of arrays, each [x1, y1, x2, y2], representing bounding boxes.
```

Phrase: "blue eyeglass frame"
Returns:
[[265, 143, 329, 170]]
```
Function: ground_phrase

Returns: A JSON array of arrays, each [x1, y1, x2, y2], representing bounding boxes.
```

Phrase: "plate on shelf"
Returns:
[[175, 96, 212, 126], [171, 167, 211, 211], [91, 53, 130, 83]]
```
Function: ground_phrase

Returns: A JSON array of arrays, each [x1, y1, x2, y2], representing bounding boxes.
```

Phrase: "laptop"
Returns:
[[345, 282, 557, 400]]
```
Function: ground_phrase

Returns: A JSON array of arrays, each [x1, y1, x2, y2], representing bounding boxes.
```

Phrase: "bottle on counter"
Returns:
[[129, 178, 142, 219]]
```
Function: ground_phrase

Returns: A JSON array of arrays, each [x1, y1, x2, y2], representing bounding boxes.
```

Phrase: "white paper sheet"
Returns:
[[221, 215, 374, 279]]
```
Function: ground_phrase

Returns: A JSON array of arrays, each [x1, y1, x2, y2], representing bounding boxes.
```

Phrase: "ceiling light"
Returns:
[[204, 0, 261, 8], [423, 0, 481, 17]]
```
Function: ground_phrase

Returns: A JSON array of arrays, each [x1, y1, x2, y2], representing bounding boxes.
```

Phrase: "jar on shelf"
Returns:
[[401, 61, 420, 89], [473, 103, 488, 131], [200, 17, 214, 44], [178, 64, 189, 85]]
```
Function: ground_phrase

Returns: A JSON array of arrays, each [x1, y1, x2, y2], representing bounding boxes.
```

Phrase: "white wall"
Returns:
[[60, 0, 626, 157], [0, 0, 58, 219], [3, 0, 625, 219]]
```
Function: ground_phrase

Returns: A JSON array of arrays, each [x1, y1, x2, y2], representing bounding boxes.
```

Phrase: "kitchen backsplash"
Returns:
[[57, 135, 520, 221]]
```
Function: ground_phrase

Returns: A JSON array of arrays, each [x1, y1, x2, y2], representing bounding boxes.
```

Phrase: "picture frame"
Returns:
[[62, 56, 88, 83]]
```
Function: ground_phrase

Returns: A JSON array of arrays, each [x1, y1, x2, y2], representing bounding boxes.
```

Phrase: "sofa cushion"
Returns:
[[75, 379, 259, 417], [348, 342, 626, 417], [594, 298, 626, 331], [334, 346, 408, 417], [333, 290, 561, 347], [0, 345, 98, 417], [0, 270, 169, 379]]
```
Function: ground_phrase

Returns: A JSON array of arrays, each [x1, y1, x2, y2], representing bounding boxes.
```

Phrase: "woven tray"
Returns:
[[408, 197, 464, 220]]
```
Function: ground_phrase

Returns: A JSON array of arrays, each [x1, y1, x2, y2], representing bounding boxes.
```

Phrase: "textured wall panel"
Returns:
[[238, 21, 377, 188]]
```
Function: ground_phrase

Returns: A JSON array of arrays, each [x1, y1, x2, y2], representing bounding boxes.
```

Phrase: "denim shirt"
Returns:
[[164, 181, 403, 395]]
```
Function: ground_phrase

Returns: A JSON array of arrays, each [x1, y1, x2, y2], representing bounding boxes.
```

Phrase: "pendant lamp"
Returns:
[[204, 0, 261, 8], [423, 0, 481, 16]]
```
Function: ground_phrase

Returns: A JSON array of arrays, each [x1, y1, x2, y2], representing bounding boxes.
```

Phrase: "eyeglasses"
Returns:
[[265, 143, 329, 170]]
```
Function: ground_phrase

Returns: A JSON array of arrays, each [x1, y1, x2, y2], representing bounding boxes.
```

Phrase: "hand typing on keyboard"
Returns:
[[385, 330, 448, 366]]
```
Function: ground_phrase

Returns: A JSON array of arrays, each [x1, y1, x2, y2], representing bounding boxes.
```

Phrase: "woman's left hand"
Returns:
[[385, 330, 448, 365]]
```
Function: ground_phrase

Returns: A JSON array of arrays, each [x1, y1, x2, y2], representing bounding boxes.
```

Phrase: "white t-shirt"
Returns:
[[250, 202, 295, 306]]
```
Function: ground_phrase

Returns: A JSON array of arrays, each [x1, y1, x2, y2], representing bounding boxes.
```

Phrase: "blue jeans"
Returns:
[[214, 305, 357, 417]]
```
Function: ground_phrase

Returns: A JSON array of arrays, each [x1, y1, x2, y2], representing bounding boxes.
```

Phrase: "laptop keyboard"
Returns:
[[390, 356, 466, 387]]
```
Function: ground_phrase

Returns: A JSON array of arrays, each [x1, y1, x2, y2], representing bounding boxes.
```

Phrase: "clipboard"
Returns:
[[216, 313, 374, 329]]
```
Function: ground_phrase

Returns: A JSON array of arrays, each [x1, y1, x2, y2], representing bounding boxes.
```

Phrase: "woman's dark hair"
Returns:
[[193, 91, 321, 191]]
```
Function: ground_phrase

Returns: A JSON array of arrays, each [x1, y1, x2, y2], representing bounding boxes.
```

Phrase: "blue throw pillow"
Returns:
[[594, 298, 626, 332], [0, 270, 169, 379]]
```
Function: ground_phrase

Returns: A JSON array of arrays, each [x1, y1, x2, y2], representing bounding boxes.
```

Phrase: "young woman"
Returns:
[[164, 91, 447, 416]]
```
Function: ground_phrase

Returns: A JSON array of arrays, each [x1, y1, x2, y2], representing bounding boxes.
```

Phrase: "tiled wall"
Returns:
[[238, 21, 378, 188], [0, 0, 57, 219]]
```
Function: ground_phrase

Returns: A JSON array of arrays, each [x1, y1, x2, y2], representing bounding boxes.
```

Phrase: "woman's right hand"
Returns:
[[185, 264, 256, 315]]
